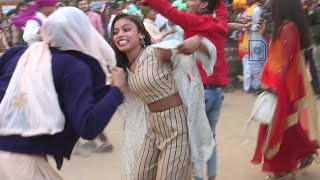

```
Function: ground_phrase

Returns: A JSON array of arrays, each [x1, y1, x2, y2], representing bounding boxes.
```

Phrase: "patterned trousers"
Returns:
[[134, 105, 192, 180]]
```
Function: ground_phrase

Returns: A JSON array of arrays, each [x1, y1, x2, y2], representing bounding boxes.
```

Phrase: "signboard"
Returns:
[[248, 40, 267, 62]]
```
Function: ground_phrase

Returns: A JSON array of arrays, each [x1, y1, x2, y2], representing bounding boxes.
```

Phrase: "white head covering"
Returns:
[[42, 6, 116, 79], [0, 7, 116, 137]]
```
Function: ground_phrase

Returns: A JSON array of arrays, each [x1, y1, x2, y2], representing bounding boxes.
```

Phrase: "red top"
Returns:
[[143, 0, 229, 86]]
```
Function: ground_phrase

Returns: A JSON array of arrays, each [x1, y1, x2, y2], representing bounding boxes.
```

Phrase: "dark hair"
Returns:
[[6, 9, 17, 17], [76, 0, 88, 5], [110, 2, 121, 11], [16, 2, 28, 12], [110, 13, 152, 69], [200, 0, 220, 14], [271, 0, 311, 49]]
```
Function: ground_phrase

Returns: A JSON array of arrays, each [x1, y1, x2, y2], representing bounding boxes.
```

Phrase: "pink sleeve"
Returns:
[[95, 13, 104, 35]]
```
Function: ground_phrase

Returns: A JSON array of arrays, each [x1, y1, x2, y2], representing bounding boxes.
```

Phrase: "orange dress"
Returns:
[[251, 21, 319, 175]]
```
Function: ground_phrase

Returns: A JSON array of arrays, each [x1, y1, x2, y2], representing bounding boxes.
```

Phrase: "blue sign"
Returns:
[[248, 40, 267, 61]]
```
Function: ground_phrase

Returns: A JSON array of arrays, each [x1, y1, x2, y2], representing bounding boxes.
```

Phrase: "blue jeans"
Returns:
[[195, 88, 224, 179]]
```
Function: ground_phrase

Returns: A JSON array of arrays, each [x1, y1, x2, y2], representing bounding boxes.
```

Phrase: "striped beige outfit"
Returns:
[[0, 150, 63, 180], [128, 47, 192, 180]]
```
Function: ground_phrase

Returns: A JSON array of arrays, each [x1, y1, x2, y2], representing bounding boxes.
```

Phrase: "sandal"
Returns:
[[94, 144, 114, 153], [81, 141, 97, 150], [299, 154, 314, 169]]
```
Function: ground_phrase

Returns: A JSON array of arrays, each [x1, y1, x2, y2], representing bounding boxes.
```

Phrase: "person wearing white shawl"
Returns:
[[0, 7, 126, 179], [111, 14, 217, 179]]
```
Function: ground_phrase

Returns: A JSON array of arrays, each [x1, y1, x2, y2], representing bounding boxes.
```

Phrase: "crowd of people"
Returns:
[[0, 0, 319, 180]]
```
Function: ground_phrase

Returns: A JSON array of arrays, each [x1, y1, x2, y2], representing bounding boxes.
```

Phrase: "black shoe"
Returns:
[[253, 89, 264, 96], [247, 88, 256, 93]]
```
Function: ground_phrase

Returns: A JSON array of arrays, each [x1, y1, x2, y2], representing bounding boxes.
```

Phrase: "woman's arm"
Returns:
[[177, 35, 211, 57], [154, 48, 173, 62], [152, 28, 176, 43], [62, 65, 124, 140], [228, 22, 251, 30]]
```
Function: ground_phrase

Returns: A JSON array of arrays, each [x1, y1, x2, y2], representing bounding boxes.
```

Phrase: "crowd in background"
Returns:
[[1, 0, 319, 86]]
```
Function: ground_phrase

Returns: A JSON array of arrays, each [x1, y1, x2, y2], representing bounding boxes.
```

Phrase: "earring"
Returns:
[[140, 37, 146, 48]]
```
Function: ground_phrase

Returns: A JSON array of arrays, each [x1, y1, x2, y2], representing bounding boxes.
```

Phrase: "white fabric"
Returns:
[[119, 38, 217, 178], [242, 6, 265, 91], [248, 91, 277, 125], [143, 18, 164, 43], [242, 6, 265, 92], [107, 14, 116, 36], [155, 14, 167, 30], [242, 55, 264, 91], [242, 91, 277, 144], [249, 6, 264, 41], [144, 18, 161, 37], [0, 7, 116, 137], [118, 89, 149, 179], [171, 25, 184, 42], [0, 42, 65, 137], [155, 14, 174, 41], [42, 7, 116, 83], [23, 11, 47, 45]]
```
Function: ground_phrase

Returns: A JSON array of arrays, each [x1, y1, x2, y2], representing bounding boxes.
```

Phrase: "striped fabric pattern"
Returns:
[[128, 47, 192, 180], [128, 47, 178, 104], [134, 105, 192, 180]]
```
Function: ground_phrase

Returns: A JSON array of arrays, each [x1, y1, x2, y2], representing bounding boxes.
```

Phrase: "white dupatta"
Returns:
[[119, 38, 217, 178], [0, 7, 116, 137]]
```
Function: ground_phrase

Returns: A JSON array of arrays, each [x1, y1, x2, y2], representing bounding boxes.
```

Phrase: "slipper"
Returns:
[[94, 144, 114, 153], [81, 141, 97, 150], [72, 149, 90, 157], [299, 154, 314, 170]]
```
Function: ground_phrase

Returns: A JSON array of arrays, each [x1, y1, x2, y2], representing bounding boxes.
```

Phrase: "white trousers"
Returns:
[[242, 55, 265, 92]]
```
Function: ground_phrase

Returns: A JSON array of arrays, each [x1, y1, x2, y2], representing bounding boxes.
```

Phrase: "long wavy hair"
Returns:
[[271, 0, 311, 49], [110, 13, 152, 70]]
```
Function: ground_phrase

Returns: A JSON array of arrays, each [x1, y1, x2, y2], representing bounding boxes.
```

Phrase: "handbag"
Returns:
[[241, 91, 277, 144], [249, 91, 277, 124]]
